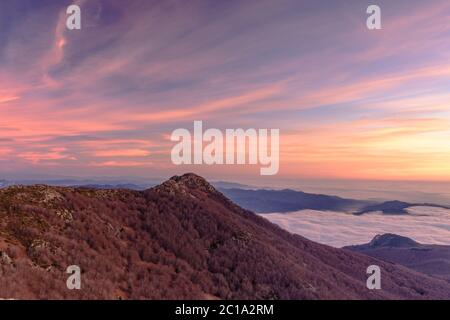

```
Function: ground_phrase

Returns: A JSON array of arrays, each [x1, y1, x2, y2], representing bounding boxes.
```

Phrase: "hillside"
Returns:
[[0, 174, 449, 299]]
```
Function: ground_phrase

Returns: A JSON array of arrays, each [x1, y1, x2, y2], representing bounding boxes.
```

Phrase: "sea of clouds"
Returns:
[[262, 206, 450, 248]]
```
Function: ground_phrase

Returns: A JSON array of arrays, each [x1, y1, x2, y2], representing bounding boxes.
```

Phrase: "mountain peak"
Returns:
[[170, 173, 211, 186], [154, 173, 218, 196], [369, 233, 420, 248]]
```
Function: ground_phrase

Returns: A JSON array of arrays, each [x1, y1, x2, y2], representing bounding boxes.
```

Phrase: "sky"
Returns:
[[1, 0, 450, 183]]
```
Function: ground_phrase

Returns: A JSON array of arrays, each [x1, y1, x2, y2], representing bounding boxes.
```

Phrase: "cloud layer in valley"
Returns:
[[263, 206, 450, 247]]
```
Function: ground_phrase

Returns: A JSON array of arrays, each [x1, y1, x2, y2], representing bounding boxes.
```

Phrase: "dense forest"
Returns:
[[0, 173, 449, 299]]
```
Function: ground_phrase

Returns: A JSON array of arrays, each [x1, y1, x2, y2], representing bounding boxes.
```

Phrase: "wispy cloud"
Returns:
[[0, 0, 450, 180]]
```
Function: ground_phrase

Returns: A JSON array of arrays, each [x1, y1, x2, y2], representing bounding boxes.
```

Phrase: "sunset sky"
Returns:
[[1, 0, 450, 182]]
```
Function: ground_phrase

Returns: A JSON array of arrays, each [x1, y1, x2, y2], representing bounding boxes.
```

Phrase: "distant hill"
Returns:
[[219, 188, 450, 215], [76, 183, 148, 190], [345, 234, 450, 281], [0, 179, 155, 190], [212, 181, 255, 190], [0, 174, 449, 299], [355, 201, 412, 215], [354, 201, 450, 215], [219, 188, 371, 213]]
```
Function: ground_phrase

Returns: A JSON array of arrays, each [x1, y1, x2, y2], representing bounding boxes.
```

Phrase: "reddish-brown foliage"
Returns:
[[0, 174, 449, 300]]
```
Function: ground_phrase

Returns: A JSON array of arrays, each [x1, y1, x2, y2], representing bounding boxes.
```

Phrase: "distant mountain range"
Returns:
[[354, 200, 450, 215], [219, 188, 450, 214], [2, 178, 449, 215], [219, 188, 371, 213], [1, 173, 449, 299], [0, 179, 251, 191], [345, 234, 450, 281], [0, 179, 153, 190]]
